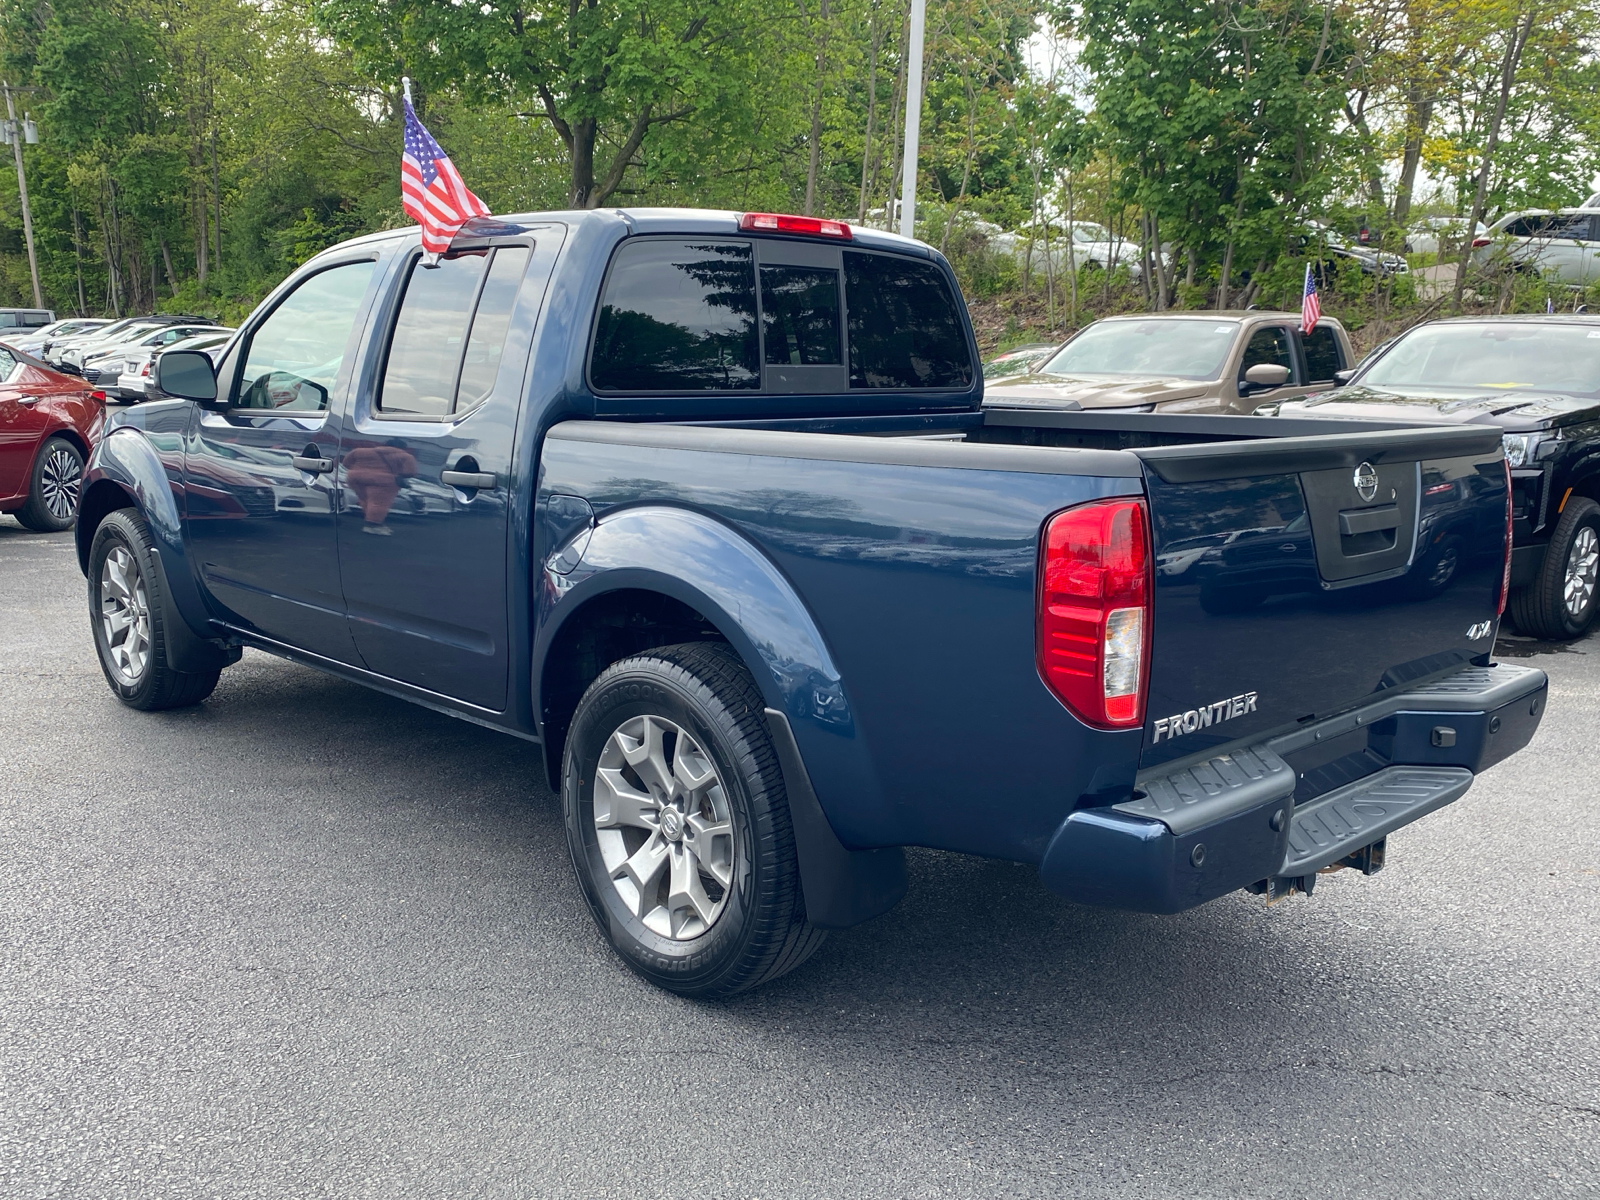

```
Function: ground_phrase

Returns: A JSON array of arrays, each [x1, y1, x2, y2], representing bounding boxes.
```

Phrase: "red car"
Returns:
[[0, 342, 106, 531]]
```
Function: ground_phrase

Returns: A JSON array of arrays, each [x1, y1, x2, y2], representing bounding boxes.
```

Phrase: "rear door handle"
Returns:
[[441, 470, 497, 489], [292, 453, 335, 473]]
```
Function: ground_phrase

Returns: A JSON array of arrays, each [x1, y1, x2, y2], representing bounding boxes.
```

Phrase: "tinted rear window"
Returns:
[[843, 252, 972, 389], [591, 240, 759, 391]]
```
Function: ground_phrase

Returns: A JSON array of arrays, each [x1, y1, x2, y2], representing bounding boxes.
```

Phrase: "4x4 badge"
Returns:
[[1353, 461, 1379, 501], [1467, 620, 1493, 640]]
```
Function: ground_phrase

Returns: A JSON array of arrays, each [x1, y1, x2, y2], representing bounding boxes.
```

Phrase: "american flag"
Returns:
[[400, 81, 490, 262], [1300, 262, 1321, 334]]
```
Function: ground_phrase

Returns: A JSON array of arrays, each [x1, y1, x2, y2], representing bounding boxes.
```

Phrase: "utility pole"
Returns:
[[2, 82, 43, 308], [897, 0, 926, 240]]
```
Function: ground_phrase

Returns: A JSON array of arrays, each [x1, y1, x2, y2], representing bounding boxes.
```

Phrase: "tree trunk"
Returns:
[[160, 239, 180, 298], [1454, 11, 1535, 311], [211, 126, 222, 272], [857, 3, 882, 221], [570, 117, 597, 208], [72, 209, 87, 315], [1391, 95, 1433, 228], [804, 0, 830, 215], [1151, 211, 1169, 310]]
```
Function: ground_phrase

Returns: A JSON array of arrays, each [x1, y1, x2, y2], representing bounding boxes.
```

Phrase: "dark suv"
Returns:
[[1274, 314, 1600, 639]]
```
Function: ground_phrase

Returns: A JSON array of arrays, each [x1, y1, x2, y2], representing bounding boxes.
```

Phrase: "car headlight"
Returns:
[[1502, 433, 1541, 468]]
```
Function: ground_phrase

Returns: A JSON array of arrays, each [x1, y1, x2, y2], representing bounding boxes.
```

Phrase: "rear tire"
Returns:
[[87, 509, 222, 710], [1509, 497, 1600, 640], [14, 436, 83, 532], [562, 642, 825, 998]]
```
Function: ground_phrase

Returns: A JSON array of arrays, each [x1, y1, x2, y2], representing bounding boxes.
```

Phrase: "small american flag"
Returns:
[[1300, 262, 1321, 334], [400, 79, 490, 262]]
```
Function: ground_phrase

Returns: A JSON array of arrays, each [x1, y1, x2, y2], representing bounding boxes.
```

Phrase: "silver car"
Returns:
[[1471, 209, 1600, 285], [129, 330, 236, 401]]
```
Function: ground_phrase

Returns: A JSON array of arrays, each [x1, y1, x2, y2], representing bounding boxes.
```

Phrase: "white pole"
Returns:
[[898, 0, 925, 240]]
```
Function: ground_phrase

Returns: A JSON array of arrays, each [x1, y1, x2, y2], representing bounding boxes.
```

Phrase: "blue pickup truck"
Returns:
[[77, 210, 1548, 996]]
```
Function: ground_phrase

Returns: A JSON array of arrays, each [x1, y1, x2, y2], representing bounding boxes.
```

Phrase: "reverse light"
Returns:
[[1498, 458, 1513, 616], [738, 212, 853, 240], [1038, 497, 1152, 729]]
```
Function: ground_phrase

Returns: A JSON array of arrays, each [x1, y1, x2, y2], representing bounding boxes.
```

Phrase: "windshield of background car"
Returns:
[[1361, 323, 1600, 396], [1039, 319, 1239, 380]]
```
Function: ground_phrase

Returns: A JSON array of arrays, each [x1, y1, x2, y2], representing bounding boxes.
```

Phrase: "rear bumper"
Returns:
[[1039, 663, 1547, 913]]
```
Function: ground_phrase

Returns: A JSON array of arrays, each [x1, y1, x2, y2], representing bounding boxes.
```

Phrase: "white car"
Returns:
[[1406, 216, 1487, 256], [129, 330, 236, 401], [1470, 209, 1600, 284], [51, 317, 170, 369], [10, 317, 110, 357], [84, 324, 225, 398]]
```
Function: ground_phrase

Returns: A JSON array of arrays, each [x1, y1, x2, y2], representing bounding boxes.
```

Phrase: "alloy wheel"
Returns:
[[100, 545, 151, 685], [593, 714, 736, 940], [1564, 525, 1598, 619], [40, 445, 82, 520]]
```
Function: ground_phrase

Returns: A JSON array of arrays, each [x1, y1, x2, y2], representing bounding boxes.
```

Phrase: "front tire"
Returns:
[[562, 642, 825, 998], [1509, 497, 1600, 640], [88, 509, 222, 710], [14, 436, 83, 532]]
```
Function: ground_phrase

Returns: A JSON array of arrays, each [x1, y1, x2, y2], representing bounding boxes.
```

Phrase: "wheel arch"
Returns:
[[533, 505, 855, 795]]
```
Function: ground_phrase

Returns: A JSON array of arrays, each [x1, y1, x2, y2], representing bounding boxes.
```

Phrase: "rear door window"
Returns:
[[843, 252, 972, 389], [378, 245, 532, 418], [1298, 325, 1345, 383], [591, 240, 759, 391]]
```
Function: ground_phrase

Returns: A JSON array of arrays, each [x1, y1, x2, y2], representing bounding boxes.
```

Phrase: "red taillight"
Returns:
[[1498, 458, 1513, 616], [89, 389, 106, 402], [1471, 237, 1492, 248], [1038, 497, 1152, 729], [738, 212, 853, 240]]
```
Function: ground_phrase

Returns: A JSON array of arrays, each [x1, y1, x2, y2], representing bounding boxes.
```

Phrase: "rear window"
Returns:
[[591, 240, 760, 391], [589, 238, 974, 394], [843, 251, 972, 389]]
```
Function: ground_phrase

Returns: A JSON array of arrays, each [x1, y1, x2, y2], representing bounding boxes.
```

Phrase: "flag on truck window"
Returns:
[[400, 81, 490, 263], [1300, 262, 1321, 334]]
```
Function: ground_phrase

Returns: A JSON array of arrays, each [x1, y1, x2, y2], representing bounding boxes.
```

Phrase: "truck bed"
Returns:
[[539, 406, 1514, 895]]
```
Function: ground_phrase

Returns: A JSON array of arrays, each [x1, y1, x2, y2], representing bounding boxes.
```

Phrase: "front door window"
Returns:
[[235, 262, 375, 411]]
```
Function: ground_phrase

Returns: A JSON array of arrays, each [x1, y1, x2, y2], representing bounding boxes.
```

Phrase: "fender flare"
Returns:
[[538, 504, 904, 928], [77, 428, 226, 674]]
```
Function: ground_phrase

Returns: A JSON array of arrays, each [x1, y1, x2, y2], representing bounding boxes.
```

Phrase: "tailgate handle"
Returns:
[[1338, 504, 1400, 536]]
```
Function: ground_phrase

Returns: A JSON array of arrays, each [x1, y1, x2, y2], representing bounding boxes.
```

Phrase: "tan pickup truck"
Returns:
[[982, 310, 1356, 415]]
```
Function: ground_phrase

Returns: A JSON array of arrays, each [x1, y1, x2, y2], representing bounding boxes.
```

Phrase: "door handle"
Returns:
[[441, 469, 496, 489], [1338, 504, 1400, 536], [16, 394, 40, 406], [292, 452, 335, 473]]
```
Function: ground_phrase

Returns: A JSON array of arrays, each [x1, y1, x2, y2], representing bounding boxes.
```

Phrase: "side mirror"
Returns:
[[1333, 368, 1356, 386], [156, 350, 218, 403], [1243, 363, 1291, 389]]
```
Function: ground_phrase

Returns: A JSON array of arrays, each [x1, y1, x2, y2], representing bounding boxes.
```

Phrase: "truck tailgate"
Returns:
[[1132, 425, 1508, 774]]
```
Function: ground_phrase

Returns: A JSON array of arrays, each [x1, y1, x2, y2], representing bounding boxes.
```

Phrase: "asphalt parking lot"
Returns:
[[2, 515, 1597, 1199]]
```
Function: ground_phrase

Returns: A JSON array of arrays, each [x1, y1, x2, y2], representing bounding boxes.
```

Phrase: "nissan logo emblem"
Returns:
[[1353, 461, 1378, 502]]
